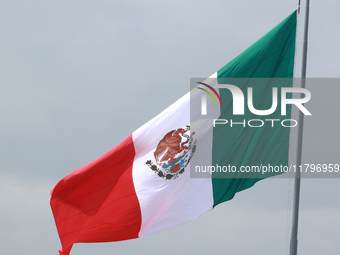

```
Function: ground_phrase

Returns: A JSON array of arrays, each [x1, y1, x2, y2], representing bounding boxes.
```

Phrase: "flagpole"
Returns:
[[289, 1, 310, 255]]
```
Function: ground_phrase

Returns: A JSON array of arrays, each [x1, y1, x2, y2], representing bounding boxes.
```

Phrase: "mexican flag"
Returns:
[[51, 11, 298, 255]]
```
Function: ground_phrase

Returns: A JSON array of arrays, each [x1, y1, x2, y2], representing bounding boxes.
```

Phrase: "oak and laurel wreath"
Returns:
[[145, 126, 197, 180]]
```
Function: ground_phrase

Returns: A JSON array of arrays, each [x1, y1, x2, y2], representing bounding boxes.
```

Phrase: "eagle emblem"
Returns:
[[146, 125, 197, 180]]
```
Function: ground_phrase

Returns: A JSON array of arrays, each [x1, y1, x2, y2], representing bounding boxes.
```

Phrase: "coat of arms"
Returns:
[[146, 125, 197, 180]]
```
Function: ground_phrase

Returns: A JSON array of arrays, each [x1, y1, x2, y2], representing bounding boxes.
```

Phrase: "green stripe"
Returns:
[[212, 11, 297, 207]]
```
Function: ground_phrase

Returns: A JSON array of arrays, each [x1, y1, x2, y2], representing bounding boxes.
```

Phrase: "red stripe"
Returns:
[[50, 135, 141, 255]]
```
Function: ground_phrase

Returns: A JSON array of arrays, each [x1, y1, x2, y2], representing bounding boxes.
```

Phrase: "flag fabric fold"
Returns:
[[51, 11, 297, 255]]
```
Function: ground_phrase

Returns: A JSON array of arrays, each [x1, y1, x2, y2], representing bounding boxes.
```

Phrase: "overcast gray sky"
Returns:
[[1, 0, 339, 254]]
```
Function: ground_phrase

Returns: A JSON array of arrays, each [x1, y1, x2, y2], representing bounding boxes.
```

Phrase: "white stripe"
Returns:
[[132, 73, 220, 237]]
